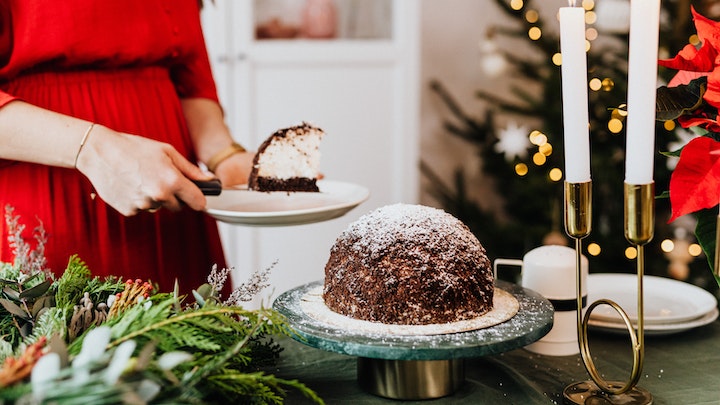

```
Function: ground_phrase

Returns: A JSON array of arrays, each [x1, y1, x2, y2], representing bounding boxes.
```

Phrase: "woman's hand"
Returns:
[[75, 125, 214, 216], [212, 150, 255, 187]]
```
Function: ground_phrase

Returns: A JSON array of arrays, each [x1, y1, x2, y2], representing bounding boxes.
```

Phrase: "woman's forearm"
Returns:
[[0, 100, 92, 168], [180, 97, 234, 165]]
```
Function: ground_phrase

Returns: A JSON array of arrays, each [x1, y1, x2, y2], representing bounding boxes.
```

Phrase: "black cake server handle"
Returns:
[[192, 178, 222, 196]]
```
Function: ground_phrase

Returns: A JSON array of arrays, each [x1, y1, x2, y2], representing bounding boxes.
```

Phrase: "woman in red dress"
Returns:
[[0, 1, 252, 293]]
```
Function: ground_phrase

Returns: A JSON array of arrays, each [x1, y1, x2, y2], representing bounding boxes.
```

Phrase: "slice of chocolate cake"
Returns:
[[248, 122, 324, 192]]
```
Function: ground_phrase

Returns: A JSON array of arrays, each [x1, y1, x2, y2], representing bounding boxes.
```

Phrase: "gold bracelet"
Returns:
[[74, 123, 95, 168], [206, 142, 246, 172]]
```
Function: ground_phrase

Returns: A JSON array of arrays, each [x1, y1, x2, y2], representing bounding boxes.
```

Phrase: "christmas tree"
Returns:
[[424, 0, 716, 289]]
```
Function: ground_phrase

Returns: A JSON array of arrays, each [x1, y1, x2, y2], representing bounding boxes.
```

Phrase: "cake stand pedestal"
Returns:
[[272, 280, 553, 400]]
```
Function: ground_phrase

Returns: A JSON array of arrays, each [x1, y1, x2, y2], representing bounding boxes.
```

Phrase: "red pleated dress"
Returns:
[[0, 1, 228, 293]]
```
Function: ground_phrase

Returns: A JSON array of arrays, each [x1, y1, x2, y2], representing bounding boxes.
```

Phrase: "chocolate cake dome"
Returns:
[[322, 203, 494, 325]]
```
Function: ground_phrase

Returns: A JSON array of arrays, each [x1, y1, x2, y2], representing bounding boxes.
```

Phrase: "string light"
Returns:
[[689, 243, 703, 257], [607, 107, 626, 134], [529, 26, 542, 40], [625, 247, 638, 259], [525, 9, 539, 23], [660, 239, 675, 252], [616, 104, 628, 116], [549, 167, 563, 181], [608, 118, 623, 133], [533, 152, 547, 165], [539, 143, 553, 156], [589, 78, 602, 91], [586, 27, 598, 41], [587, 243, 601, 256], [582, 0, 595, 10], [510, 0, 523, 11], [664, 120, 676, 131], [515, 163, 529, 176], [530, 131, 547, 146], [689, 34, 700, 46], [552, 53, 562, 66], [601, 78, 614, 91], [584, 11, 597, 24]]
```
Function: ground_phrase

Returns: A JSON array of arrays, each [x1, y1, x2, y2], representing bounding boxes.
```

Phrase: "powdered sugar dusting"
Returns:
[[343, 204, 481, 261], [302, 286, 518, 336]]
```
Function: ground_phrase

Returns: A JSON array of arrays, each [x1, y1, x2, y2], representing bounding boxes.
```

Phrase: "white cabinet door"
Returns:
[[201, 0, 420, 308]]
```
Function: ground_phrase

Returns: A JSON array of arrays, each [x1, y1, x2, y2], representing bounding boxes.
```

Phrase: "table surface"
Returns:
[[269, 318, 720, 404]]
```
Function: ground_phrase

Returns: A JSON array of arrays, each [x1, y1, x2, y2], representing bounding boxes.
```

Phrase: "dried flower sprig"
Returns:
[[0, 336, 47, 387], [107, 279, 154, 319], [3, 205, 49, 277]]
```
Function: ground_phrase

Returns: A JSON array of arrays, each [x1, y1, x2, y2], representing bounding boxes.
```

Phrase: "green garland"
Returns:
[[0, 206, 323, 404]]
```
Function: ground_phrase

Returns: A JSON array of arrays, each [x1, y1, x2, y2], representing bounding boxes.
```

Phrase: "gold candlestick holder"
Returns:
[[562, 181, 654, 405]]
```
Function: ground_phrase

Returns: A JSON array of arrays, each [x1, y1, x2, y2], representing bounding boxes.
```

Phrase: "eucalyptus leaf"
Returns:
[[32, 295, 55, 317], [2, 286, 20, 301], [19, 322, 32, 338], [20, 279, 53, 299], [0, 297, 30, 319]]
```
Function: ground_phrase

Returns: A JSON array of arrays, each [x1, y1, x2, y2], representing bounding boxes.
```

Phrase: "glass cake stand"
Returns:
[[272, 280, 553, 400]]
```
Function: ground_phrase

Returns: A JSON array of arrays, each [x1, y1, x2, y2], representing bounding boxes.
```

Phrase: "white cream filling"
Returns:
[[256, 127, 323, 179]]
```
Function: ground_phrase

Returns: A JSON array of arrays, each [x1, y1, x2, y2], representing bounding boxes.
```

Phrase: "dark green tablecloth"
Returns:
[[270, 320, 720, 404]]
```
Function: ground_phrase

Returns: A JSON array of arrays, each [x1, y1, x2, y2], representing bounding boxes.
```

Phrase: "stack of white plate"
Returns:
[[587, 273, 719, 336]]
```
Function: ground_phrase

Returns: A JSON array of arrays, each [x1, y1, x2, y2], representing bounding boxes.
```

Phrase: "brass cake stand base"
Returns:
[[357, 358, 465, 400], [564, 380, 653, 405]]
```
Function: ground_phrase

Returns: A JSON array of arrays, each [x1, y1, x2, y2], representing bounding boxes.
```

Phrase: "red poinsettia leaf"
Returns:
[[668, 70, 708, 87], [669, 136, 720, 222], [658, 43, 713, 72], [693, 6, 720, 55], [705, 69, 720, 109], [678, 115, 720, 132]]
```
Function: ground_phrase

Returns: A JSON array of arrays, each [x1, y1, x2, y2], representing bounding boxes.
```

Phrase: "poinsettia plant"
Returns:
[[656, 6, 720, 283]]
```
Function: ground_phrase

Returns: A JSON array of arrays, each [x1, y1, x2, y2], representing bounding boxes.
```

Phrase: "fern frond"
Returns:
[[207, 371, 325, 405], [54, 255, 92, 310], [26, 306, 66, 344]]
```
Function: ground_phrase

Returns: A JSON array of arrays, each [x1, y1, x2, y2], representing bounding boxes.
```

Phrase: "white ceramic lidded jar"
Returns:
[[521, 245, 588, 356], [495, 245, 588, 356]]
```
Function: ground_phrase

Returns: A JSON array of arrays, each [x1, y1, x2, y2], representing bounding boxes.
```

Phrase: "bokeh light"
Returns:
[[661, 239, 674, 253], [553, 53, 563, 66], [526, 9, 539, 23], [529, 27, 542, 40], [515, 163, 529, 176], [549, 168, 563, 182], [587, 243, 601, 256], [601, 78, 614, 91], [608, 118, 623, 134], [539, 143, 553, 156], [689, 243, 703, 257], [584, 11, 597, 25]]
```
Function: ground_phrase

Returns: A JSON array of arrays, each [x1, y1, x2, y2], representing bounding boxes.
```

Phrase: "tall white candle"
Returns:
[[560, 5, 591, 183], [625, 0, 661, 185]]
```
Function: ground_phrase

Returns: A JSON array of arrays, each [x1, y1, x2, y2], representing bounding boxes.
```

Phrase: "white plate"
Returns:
[[205, 180, 369, 227], [588, 308, 718, 336], [587, 273, 717, 325]]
